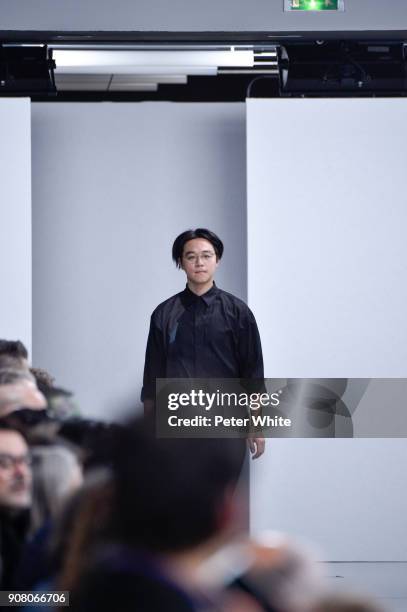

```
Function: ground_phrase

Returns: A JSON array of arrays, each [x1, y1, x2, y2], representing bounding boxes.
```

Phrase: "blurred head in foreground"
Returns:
[[110, 420, 246, 553], [62, 419, 247, 611]]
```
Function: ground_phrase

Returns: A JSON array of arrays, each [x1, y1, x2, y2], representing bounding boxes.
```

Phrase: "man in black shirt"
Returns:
[[142, 228, 265, 458]]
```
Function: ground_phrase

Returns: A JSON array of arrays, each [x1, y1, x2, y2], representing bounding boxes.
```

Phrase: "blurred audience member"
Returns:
[[54, 470, 113, 592], [0, 339, 389, 610], [30, 444, 83, 534], [0, 425, 32, 588], [15, 444, 84, 592], [62, 419, 246, 611]]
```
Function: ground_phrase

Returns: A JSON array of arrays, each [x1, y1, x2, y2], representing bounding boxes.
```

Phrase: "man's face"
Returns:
[[181, 238, 219, 286], [0, 431, 32, 510]]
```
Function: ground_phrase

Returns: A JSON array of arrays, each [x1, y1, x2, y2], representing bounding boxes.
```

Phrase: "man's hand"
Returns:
[[247, 435, 265, 459]]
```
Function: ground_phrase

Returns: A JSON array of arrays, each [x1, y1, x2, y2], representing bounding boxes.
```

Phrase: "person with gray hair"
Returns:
[[13, 444, 84, 593], [30, 444, 83, 534]]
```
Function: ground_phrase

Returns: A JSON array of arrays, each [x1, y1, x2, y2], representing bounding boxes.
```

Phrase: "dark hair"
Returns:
[[0, 340, 28, 360], [30, 368, 56, 393], [111, 418, 245, 553], [0, 419, 28, 441], [172, 228, 224, 268], [59, 418, 124, 470]]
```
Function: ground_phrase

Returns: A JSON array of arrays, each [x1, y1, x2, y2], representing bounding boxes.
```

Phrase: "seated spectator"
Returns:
[[0, 344, 76, 422], [30, 444, 83, 534], [0, 424, 32, 589], [60, 418, 247, 612], [15, 444, 84, 592], [15, 471, 112, 612]]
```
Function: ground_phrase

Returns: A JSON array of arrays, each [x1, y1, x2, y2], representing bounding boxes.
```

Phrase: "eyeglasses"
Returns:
[[0, 454, 32, 469], [183, 252, 216, 263]]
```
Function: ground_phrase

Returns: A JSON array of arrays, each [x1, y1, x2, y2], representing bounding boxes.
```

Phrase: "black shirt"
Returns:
[[141, 284, 264, 401], [0, 508, 30, 589]]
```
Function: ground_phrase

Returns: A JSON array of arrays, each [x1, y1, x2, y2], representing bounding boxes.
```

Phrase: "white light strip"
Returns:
[[53, 49, 254, 71], [50, 44, 256, 51], [254, 51, 278, 57], [111, 75, 188, 84], [54, 75, 109, 84], [219, 69, 278, 74], [56, 82, 109, 91], [2, 43, 46, 48], [55, 74, 188, 84], [55, 65, 217, 76]]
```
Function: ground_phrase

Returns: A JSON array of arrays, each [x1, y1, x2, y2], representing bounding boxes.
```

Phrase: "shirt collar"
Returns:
[[182, 282, 219, 307]]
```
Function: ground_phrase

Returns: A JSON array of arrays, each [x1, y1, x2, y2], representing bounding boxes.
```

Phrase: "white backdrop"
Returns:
[[31, 103, 246, 419], [0, 99, 32, 355], [247, 99, 407, 560]]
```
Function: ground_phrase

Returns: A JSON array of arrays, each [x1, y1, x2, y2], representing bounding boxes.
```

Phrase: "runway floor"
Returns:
[[324, 562, 407, 612]]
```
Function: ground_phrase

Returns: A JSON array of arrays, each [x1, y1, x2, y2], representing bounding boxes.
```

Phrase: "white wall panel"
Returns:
[[0, 0, 406, 32], [0, 99, 32, 355], [31, 102, 246, 419], [247, 98, 407, 560]]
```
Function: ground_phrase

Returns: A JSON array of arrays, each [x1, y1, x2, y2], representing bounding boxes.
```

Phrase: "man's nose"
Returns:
[[13, 461, 30, 480]]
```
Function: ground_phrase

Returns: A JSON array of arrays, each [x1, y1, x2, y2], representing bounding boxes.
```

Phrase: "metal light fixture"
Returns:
[[50, 45, 278, 93]]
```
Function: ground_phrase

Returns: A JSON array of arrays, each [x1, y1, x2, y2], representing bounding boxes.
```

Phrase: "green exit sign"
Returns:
[[285, 0, 344, 10]]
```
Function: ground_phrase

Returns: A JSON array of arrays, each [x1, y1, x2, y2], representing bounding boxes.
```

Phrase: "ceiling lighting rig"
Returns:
[[1, 39, 406, 100], [50, 45, 279, 94], [0, 45, 55, 95]]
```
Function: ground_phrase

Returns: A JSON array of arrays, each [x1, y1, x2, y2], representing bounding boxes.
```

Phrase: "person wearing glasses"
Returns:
[[142, 228, 265, 458], [0, 425, 32, 588]]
